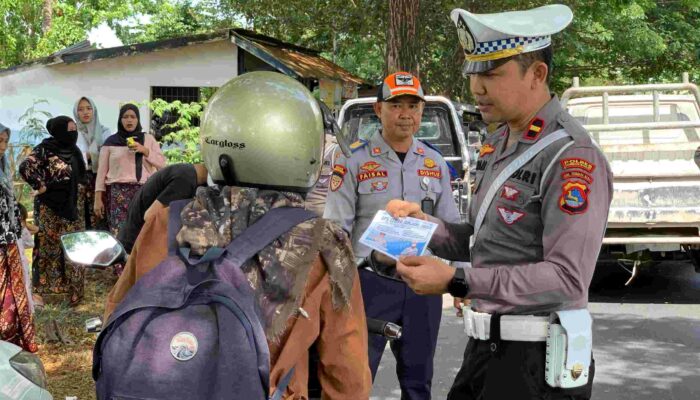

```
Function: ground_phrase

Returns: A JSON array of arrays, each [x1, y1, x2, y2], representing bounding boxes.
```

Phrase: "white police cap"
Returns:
[[451, 4, 573, 75]]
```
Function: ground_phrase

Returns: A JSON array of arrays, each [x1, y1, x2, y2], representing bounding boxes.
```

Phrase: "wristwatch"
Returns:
[[447, 268, 469, 298]]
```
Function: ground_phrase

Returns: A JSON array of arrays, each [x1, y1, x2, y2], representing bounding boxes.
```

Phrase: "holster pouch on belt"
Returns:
[[545, 309, 593, 389]]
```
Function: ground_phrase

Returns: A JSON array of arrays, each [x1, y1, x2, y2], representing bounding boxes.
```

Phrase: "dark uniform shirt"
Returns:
[[430, 96, 613, 314]]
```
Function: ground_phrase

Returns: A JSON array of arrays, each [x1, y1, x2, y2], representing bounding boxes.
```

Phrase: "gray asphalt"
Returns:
[[371, 261, 700, 399]]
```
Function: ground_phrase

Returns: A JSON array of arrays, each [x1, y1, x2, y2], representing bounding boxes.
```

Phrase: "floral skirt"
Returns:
[[0, 243, 38, 352], [33, 186, 87, 305], [106, 183, 142, 238]]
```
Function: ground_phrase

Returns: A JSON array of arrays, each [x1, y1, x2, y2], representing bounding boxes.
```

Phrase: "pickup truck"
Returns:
[[337, 95, 484, 221], [561, 73, 700, 281]]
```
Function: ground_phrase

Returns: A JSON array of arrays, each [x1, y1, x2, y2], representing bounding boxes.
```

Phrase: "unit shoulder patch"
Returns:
[[561, 170, 593, 184], [560, 158, 596, 173], [330, 164, 347, 192]]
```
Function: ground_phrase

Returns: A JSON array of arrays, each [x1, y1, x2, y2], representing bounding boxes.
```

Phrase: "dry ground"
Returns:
[[33, 268, 117, 400]]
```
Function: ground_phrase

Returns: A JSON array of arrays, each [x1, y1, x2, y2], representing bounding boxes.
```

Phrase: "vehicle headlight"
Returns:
[[10, 350, 48, 389]]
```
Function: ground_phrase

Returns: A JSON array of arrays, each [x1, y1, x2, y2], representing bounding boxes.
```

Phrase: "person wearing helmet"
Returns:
[[323, 72, 461, 399], [387, 5, 610, 399], [103, 71, 371, 399]]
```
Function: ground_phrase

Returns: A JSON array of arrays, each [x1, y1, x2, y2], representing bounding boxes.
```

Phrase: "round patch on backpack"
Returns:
[[170, 332, 198, 361]]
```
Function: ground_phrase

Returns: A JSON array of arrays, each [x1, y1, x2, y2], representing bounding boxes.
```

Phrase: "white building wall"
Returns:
[[0, 40, 238, 138]]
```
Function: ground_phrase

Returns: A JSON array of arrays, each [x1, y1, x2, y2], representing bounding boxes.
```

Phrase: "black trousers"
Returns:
[[447, 338, 595, 400]]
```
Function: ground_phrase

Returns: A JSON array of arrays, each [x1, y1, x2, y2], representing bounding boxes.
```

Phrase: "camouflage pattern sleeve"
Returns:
[[465, 145, 613, 311], [322, 152, 357, 235]]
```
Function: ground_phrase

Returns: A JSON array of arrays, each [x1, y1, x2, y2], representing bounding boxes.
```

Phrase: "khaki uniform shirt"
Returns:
[[324, 131, 461, 258], [430, 97, 613, 314]]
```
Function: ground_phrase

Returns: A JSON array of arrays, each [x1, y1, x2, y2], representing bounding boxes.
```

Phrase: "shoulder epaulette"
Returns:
[[418, 139, 442, 155], [349, 139, 368, 153]]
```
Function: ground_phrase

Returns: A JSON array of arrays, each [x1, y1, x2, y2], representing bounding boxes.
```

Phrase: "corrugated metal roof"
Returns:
[[234, 31, 364, 84]]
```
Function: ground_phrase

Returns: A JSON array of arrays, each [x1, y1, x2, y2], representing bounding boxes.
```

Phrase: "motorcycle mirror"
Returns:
[[60, 231, 124, 268], [334, 121, 353, 158]]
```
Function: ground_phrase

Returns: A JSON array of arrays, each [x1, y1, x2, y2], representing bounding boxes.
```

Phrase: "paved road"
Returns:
[[371, 261, 700, 399]]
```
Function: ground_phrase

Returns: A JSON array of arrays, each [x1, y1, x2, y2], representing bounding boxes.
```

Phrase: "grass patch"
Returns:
[[34, 268, 117, 400]]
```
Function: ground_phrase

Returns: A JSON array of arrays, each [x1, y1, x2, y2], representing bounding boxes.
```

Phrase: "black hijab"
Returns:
[[104, 104, 146, 181], [38, 116, 87, 221]]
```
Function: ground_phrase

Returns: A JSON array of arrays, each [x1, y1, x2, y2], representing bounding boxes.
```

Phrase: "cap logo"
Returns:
[[170, 332, 198, 361], [456, 14, 476, 54], [395, 74, 414, 86]]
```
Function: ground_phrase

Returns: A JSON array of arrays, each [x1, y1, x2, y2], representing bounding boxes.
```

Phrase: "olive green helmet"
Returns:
[[201, 71, 325, 192]]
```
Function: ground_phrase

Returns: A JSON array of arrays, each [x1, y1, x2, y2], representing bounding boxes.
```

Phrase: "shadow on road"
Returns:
[[592, 313, 700, 399]]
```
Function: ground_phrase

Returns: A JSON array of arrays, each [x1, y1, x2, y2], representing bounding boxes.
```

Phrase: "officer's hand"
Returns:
[[386, 199, 427, 221], [454, 297, 471, 317], [396, 255, 454, 295]]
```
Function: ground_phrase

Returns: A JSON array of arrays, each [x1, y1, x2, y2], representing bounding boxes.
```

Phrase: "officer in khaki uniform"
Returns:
[[387, 5, 613, 400], [324, 72, 460, 399]]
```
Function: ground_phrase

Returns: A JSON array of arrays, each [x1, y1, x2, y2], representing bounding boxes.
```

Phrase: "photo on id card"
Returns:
[[359, 210, 438, 260]]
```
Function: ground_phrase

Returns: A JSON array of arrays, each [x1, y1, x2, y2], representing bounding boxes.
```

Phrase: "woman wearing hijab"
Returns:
[[95, 104, 165, 240], [0, 123, 37, 351], [19, 116, 88, 306], [73, 96, 111, 229]]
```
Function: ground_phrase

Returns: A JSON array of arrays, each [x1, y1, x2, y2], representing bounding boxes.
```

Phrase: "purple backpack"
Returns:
[[93, 201, 316, 400]]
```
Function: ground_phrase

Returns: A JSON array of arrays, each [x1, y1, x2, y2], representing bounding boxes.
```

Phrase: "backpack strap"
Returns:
[[223, 207, 317, 266], [167, 199, 192, 256], [270, 367, 295, 400]]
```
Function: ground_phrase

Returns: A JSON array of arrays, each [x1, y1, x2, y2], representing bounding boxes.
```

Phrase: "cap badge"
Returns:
[[395, 74, 415, 86], [456, 14, 476, 54], [170, 332, 198, 361]]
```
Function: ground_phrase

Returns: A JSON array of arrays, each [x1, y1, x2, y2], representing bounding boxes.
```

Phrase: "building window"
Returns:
[[150, 86, 203, 140]]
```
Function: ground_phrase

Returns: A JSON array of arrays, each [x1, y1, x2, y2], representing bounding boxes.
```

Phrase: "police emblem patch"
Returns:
[[424, 158, 436, 168], [497, 207, 525, 225], [170, 332, 198, 361], [371, 181, 388, 192], [456, 14, 476, 54], [559, 181, 589, 214], [480, 144, 495, 157], [501, 185, 520, 201]]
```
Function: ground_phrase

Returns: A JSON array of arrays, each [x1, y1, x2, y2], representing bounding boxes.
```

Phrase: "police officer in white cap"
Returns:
[[386, 4, 613, 399]]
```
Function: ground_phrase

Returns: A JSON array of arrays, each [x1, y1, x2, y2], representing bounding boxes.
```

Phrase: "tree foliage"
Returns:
[[3, 0, 700, 101]]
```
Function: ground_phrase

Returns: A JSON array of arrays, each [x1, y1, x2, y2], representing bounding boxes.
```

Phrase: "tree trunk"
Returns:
[[42, 0, 53, 34], [386, 0, 420, 75]]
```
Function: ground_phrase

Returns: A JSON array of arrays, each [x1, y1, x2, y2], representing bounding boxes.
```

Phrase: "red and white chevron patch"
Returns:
[[497, 207, 525, 225]]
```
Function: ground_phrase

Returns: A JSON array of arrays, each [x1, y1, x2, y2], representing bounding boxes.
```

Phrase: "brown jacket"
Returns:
[[104, 201, 372, 399]]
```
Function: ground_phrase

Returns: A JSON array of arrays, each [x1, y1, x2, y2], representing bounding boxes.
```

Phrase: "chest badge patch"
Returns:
[[480, 144, 495, 157], [418, 169, 442, 179], [417, 147, 425, 155], [371, 181, 388, 192], [559, 181, 589, 215], [330, 164, 347, 192], [361, 161, 382, 172], [170, 332, 198, 361], [497, 207, 525, 225], [372, 147, 382, 155], [501, 185, 520, 201], [424, 158, 436, 168]]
